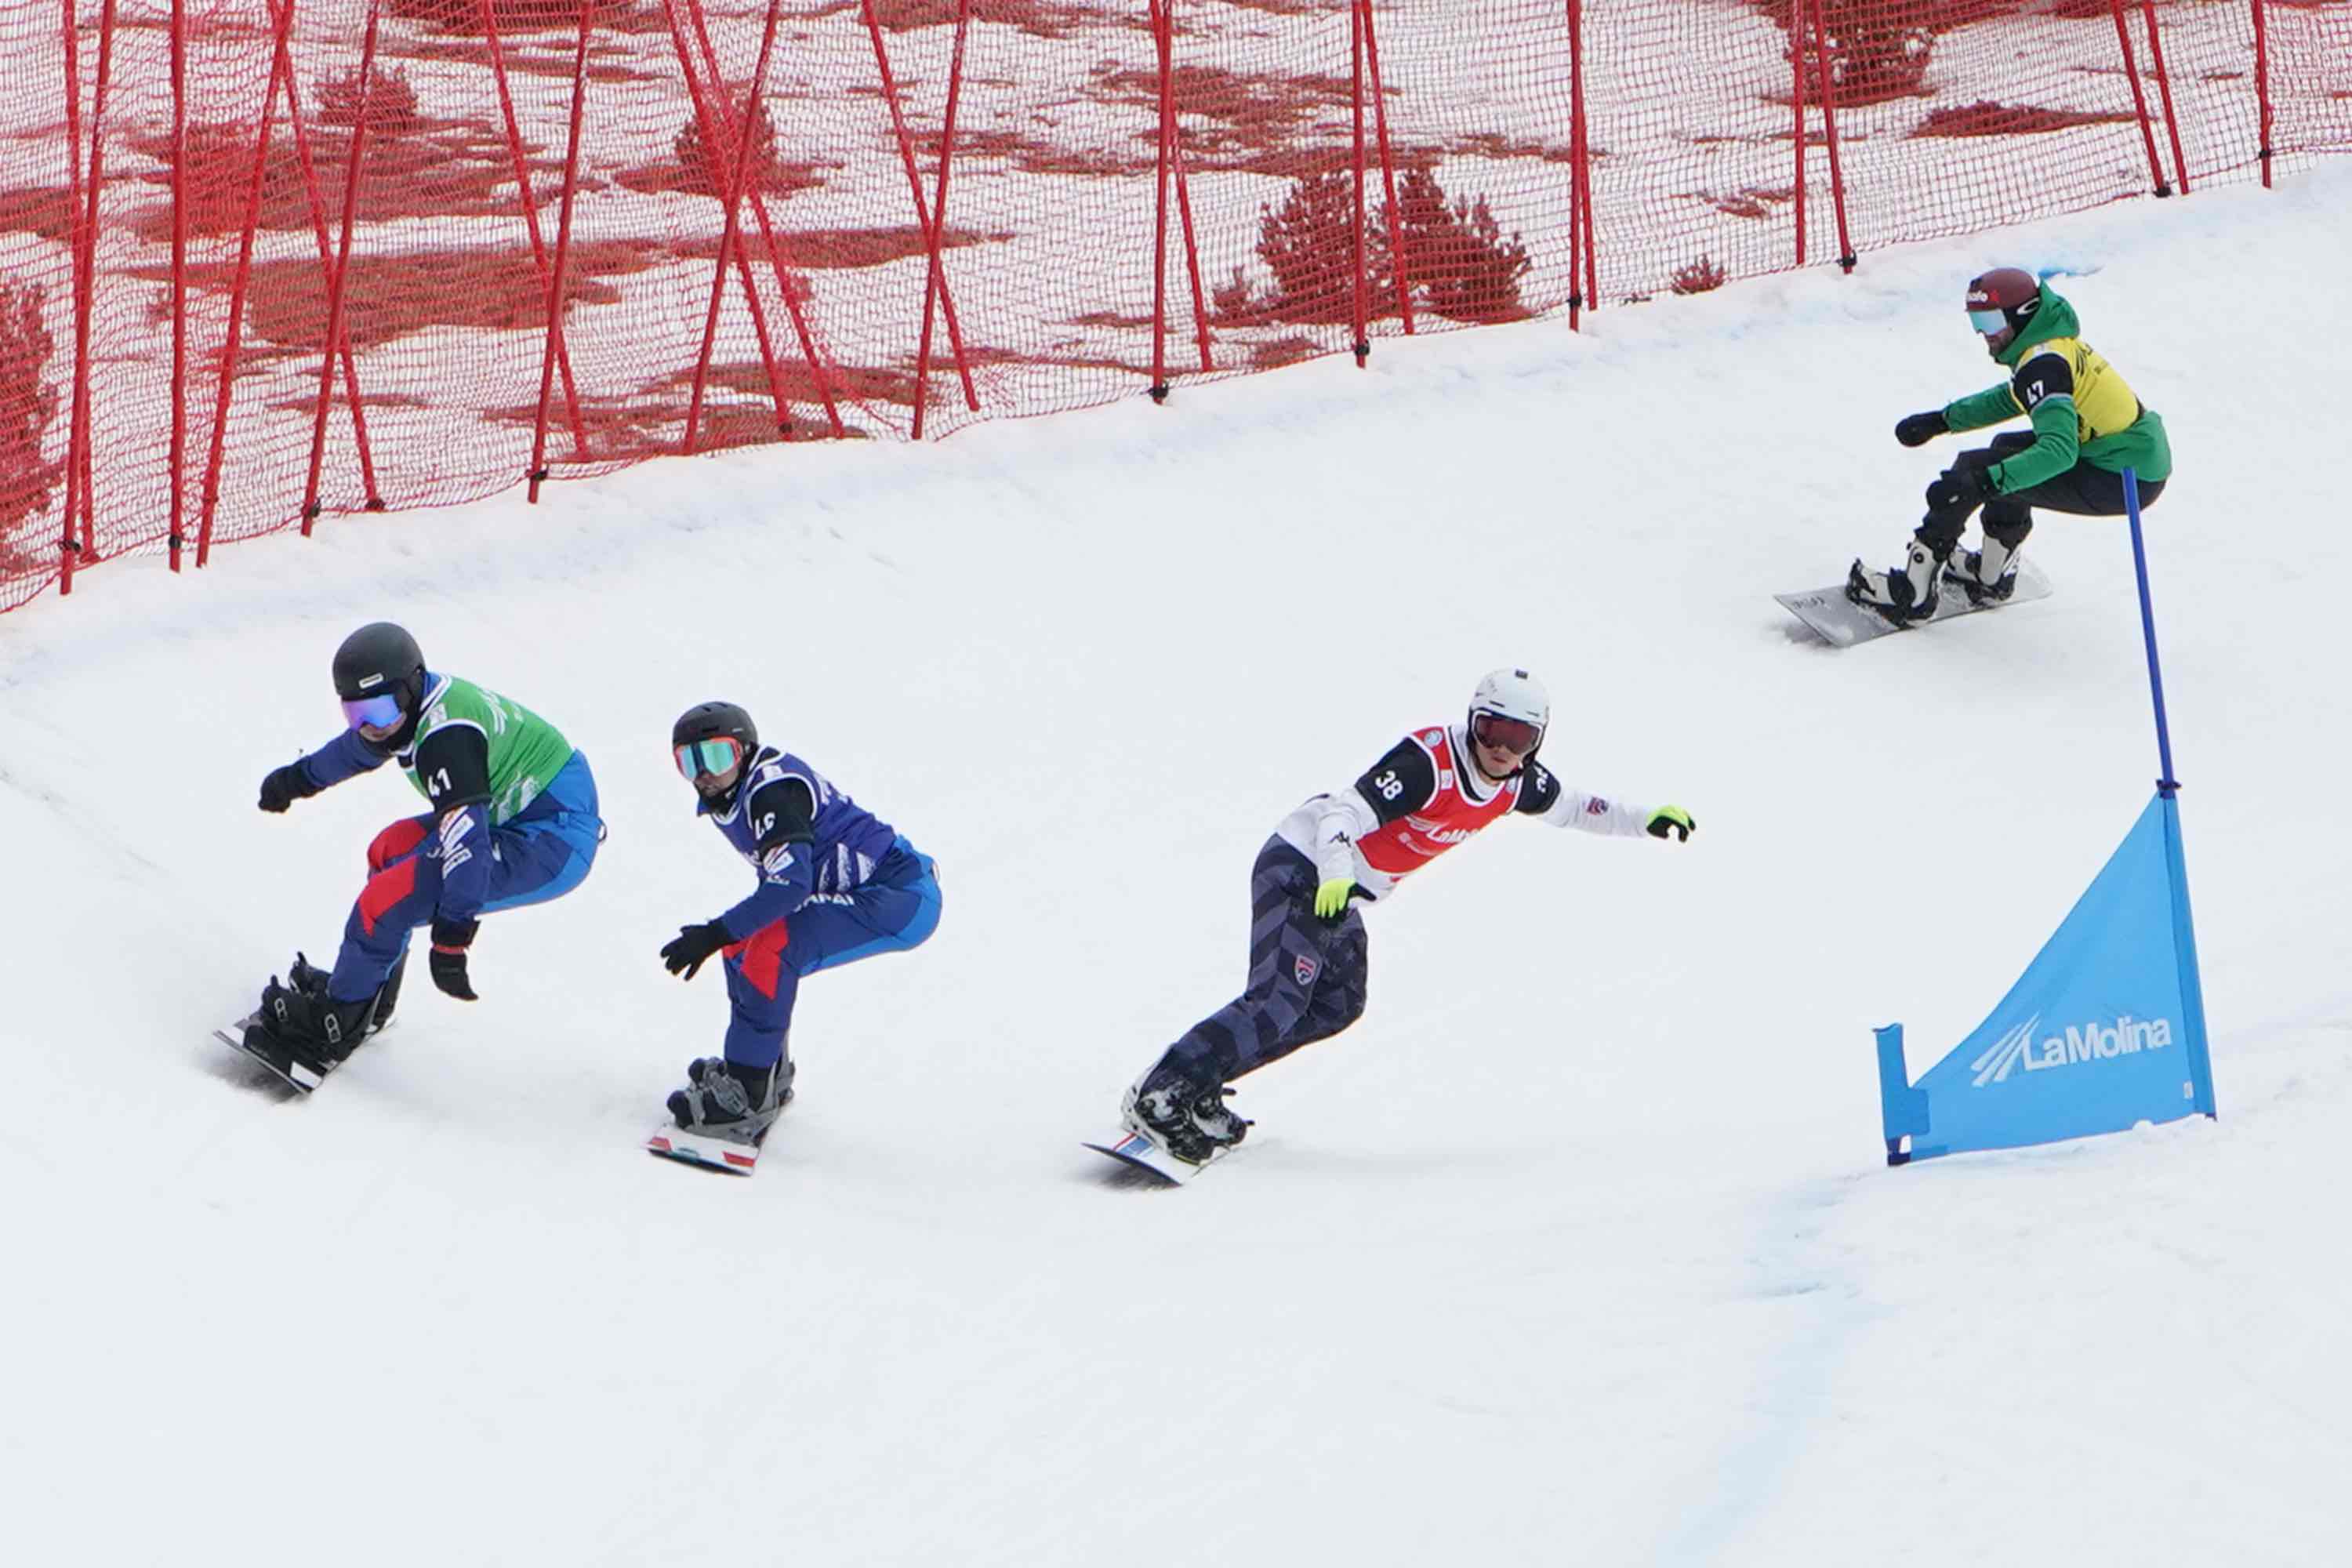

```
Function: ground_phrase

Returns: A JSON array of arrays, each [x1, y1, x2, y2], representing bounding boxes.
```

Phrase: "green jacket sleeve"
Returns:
[[1989, 397, 2081, 491], [1942, 381, 2019, 434]]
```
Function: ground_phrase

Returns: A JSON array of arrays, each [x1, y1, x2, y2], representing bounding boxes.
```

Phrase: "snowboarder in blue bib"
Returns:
[[244, 622, 603, 1074], [657, 702, 942, 1149]]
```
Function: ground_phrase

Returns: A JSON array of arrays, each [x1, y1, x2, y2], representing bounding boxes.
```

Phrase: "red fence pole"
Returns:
[[1359, 0, 1415, 335], [57, 0, 80, 595], [1805, 0, 1857, 270], [2134, 0, 2191, 195], [1790, 0, 1808, 267], [302, 0, 388, 529], [169, 0, 187, 571], [1563, 0, 1592, 330], [197, 0, 296, 567], [64, 0, 119, 585], [681, 0, 787, 454], [269, 0, 382, 515], [2250, 0, 2273, 188], [857, 0, 978, 424], [1348, 0, 1369, 364], [911, 0, 973, 434], [481, 0, 590, 464], [2107, 0, 2173, 195], [1150, 0, 1173, 401], [529, 0, 597, 502], [670, 0, 840, 437]]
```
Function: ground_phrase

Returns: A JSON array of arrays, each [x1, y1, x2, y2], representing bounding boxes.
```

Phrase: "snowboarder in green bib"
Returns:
[[1848, 268, 2172, 626], [242, 622, 603, 1073]]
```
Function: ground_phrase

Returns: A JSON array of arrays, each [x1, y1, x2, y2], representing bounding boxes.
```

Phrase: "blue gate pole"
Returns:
[[2123, 468, 2178, 796], [2124, 466, 2216, 1116]]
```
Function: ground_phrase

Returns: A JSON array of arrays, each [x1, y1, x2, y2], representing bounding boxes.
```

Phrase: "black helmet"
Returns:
[[672, 700, 758, 757], [332, 622, 426, 718]]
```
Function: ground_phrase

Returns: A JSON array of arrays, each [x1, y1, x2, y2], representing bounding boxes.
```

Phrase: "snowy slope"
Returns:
[[3, 166, 2349, 1566]]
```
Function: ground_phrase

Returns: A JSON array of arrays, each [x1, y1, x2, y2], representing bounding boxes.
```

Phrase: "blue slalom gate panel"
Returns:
[[1875, 793, 2216, 1163]]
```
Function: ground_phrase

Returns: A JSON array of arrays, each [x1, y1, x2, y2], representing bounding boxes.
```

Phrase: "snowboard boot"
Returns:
[[252, 975, 382, 1070], [282, 949, 402, 1040], [1945, 534, 2022, 606], [1122, 1062, 1251, 1165], [1845, 539, 1944, 626], [666, 1056, 794, 1145]]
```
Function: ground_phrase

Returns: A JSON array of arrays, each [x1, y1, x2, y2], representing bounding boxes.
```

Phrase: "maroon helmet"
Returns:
[[1965, 267, 2042, 340]]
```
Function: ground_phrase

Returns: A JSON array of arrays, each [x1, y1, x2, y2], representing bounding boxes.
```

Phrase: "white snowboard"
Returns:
[[1777, 560, 2053, 648], [646, 1123, 765, 1175], [1081, 1127, 1228, 1185]]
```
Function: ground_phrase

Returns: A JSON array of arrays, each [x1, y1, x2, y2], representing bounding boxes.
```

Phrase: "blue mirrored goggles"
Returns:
[[674, 736, 744, 780], [1968, 308, 2010, 336], [341, 692, 404, 731]]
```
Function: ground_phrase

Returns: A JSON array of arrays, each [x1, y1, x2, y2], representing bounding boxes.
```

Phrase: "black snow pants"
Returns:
[[1160, 837, 1370, 1087], [1915, 430, 2166, 560]]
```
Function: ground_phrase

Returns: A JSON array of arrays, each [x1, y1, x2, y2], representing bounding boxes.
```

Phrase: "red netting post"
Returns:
[[64, 0, 121, 583], [681, 0, 787, 455], [2251, 0, 2273, 188], [1149, 0, 1174, 400], [57, 0, 81, 593], [302, 0, 387, 529], [1348, 0, 1369, 365], [270, 0, 382, 517], [912, 0, 975, 431], [1804, 0, 1857, 270], [481, 0, 590, 465], [857, 0, 978, 426], [169, 0, 187, 570], [2108, 0, 2172, 196], [668, 0, 831, 436], [1145, 0, 1211, 394], [529, 0, 597, 502], [1789, 0, 1808, 267], [1563, 0, 1592, 329], [198, 0, 294, 568], [1358, 0, 1414, 335], [2134, 0, 2191, 195]]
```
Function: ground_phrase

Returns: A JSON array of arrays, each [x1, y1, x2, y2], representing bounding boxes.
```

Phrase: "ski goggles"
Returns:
[[674, 736, 745, 781], [1967, 308, 2010, 336], [341, 692, 404, 731], [1471, 712, 1541, 755]]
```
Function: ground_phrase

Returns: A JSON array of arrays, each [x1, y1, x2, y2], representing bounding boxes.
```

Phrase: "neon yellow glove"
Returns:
[[1646, 805, 1696, 842], [1312, 877, 1356, 921]]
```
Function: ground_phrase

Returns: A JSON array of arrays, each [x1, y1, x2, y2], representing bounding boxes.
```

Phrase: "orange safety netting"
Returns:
[[2, 0, 2347, 612]]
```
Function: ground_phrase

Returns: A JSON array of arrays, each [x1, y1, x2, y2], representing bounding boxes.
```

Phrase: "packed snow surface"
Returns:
[[4, 166, 2347, 1566]]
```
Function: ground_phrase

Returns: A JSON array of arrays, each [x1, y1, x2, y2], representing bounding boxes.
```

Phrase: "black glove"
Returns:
[[1925, 465, 1997, 512], [1645, 805, 1697, 842], [1893, 410, 1948, 448], [429, 916, 480, 1001], [257, 761, 321, 814], [661, 920, 733, 982]]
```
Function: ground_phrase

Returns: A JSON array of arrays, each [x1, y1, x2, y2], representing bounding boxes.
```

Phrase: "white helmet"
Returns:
[[1467, 667, 1549, 765]]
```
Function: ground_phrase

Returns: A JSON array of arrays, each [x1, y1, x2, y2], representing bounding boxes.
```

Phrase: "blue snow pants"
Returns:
[[720, 835, 942, 1070], [1159, 836, 1369, 1087], [328, 751, 604, 1002]]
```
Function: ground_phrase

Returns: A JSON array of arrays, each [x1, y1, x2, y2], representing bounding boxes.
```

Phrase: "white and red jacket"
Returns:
[[1275, 723, 1651, 902]]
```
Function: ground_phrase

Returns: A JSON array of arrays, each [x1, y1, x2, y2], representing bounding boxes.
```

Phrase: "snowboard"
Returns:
[[213, 1012, 335, 1094], [1082, 1127, 1226, 1185], [646, 1123, 765, 1175], [1777, 559, 2053, 648]]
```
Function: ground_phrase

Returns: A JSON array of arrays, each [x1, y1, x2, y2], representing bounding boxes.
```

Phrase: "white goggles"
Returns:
[[1968, 308, 2009, 335]]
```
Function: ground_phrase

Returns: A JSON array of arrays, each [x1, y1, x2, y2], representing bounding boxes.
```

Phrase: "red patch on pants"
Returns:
[[357, 856, 419, 936], [367, 817, 430, 873], [729, 919, 791, 998]]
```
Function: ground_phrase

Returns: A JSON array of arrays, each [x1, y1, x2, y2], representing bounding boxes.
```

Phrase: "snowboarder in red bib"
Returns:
[[1120, 669, 1696, 1167], [1848, 267, 2172, 626]]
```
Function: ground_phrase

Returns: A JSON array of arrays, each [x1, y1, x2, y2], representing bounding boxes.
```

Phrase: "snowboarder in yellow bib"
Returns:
[[1849, 269, 2172, 626]]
